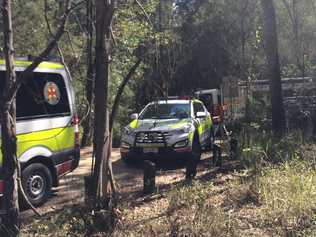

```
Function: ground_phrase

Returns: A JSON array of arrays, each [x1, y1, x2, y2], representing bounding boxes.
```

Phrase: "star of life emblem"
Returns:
[[44, 82, 60, 105]]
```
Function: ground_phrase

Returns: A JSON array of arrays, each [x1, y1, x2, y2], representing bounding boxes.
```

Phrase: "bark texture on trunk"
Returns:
[[261, 0, 286, 136], [1, 1, 72, 233], [91, 0, 115, 199], [0, 0, 19, 235], [81, 0, 95, 147]]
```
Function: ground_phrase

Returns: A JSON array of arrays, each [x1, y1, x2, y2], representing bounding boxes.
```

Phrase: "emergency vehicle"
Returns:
[[120, 97, 213, 163], [195, 89, 238, 160], [0, 59, 80, 206]]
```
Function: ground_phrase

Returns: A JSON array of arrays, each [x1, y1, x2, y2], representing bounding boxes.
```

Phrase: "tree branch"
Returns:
[[109, 58, 142, 130], [135, 0, 153, 26], [7, 0, 73, 105], [69, 0, 87, 12], [281, 0, 295, 25]]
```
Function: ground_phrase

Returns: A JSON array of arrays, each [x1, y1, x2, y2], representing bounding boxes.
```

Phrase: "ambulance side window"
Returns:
[[16, 72, 70, 120]]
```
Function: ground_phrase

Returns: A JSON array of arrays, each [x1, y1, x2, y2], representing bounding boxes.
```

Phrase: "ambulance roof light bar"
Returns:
[[14, 55, 62, 63], [156, 96, 194, 101]]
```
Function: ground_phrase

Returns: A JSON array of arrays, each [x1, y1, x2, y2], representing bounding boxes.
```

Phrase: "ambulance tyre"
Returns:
[[21, 163, 53, 207]]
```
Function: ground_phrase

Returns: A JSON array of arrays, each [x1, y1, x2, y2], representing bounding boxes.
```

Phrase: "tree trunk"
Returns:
[[0, 1, 72, 233], [91, 0, 115, 200], [81, 0, 94, 147], [281, 0, 304, 77], [0, 0, 19, 235], [261, 0, 286, 136]]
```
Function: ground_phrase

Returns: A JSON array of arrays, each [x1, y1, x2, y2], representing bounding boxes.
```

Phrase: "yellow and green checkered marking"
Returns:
[[0, 127, 75, 166], [0, 60, 64, 69], [129, 119, 138, 129]]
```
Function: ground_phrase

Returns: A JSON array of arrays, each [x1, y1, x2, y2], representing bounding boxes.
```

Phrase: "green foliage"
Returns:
[[242, 132, 301, 167], [1, 0, 316, 143], [111, 0, 161, 144]]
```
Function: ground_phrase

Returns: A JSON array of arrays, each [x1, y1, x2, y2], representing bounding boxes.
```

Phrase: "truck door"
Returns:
[[193, 102, 210, 146]]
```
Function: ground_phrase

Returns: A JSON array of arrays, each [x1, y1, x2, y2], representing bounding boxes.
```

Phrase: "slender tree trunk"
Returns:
[[91, 0, 115, 199], [281, 0, 304, 77], [261, 0, 286, 136], [0, 0, 19, 235], [81, 0, 94, 147], [0, 1, 72, 233]]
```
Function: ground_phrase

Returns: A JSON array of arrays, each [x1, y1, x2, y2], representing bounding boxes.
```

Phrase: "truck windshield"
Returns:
[[139, 103, 191, 120]]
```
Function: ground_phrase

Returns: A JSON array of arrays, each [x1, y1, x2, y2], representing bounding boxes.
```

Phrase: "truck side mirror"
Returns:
[[196, 111, 207, 118], [130, 113, 139, 120]]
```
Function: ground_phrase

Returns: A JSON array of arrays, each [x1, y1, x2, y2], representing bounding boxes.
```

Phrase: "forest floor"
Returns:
[[20, 146, 316, 236], [20, 147, 202, 223]]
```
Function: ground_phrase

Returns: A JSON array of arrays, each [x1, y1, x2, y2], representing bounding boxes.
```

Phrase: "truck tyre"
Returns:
[[121, 153, 142, 166], [21, 163, 52, 206], [121, 153, 133, 165]]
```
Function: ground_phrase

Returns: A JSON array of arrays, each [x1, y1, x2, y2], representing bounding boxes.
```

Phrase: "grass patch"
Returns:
[[21, 143, 316, 237], [114, 181, 238, 237], [258, 157, 316, 235]]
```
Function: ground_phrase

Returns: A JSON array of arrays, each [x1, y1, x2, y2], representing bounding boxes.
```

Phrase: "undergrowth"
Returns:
[[21, 134, 316, 237], [258, 157, 316, 236]]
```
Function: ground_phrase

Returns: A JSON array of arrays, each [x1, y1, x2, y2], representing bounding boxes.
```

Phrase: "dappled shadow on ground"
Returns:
[[20, 147, 243, 226], [117, 157, 246, 233], [115, 151, 244, 206]]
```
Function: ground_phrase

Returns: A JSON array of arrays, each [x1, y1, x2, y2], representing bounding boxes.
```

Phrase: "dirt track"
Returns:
[[20, 147, 216, 224]]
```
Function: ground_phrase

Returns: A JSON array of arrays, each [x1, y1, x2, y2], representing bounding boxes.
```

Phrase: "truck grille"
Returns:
[[136, 131, 167, 144]]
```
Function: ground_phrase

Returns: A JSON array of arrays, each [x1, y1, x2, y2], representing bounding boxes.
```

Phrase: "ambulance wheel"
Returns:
[[21, 163, 52, 206]]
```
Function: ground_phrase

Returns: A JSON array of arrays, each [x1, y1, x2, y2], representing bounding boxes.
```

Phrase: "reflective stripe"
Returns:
[[198, 124, 203, 136], [188, 131, 194, 142], [19, 146, 53, 163], [174, 147, 192, 153], [0, 60, 64, 69], [15, 116, 72, 136], [130, 119, 138, 129], [0, 180, 4, 195], [206, 115, 212, 128], [56, 160, 73, 176], [170, 119, 190, 129], [0, 127, 75, 166], [192, 99, 204, 104]]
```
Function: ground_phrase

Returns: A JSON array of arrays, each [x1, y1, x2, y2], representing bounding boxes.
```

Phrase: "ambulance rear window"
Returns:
[[0, 71, 71, 120]]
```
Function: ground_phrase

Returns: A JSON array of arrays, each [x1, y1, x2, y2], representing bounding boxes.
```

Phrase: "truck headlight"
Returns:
[[174, 125, 192, 134], [174, 139, 189, 148]]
